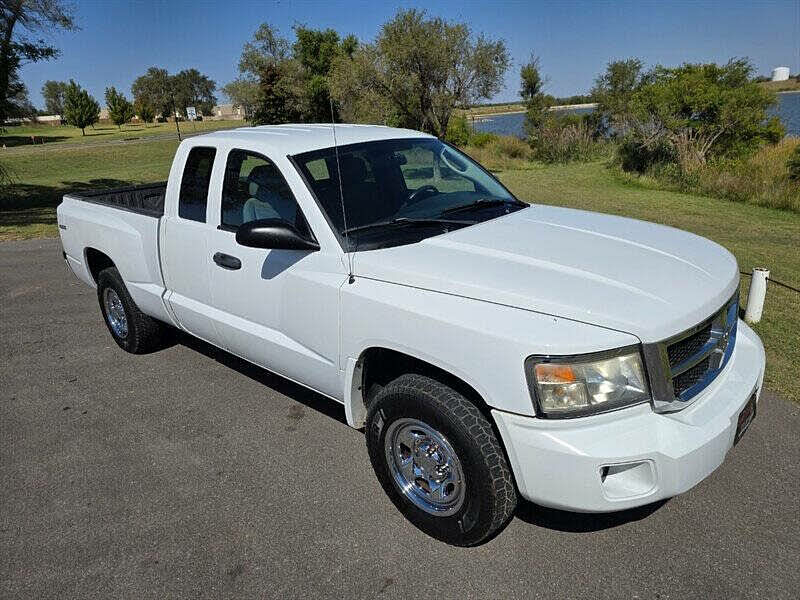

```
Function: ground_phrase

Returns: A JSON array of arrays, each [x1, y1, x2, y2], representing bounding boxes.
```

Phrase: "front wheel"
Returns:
[[365, 374, 518, 546]]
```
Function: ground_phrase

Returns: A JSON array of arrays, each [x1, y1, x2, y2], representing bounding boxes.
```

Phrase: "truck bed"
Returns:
[[68, 182, 167, 217], [58, 187, 173, 327]]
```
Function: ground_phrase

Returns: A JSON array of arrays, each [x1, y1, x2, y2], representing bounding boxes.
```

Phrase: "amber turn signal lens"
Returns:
[[534, 364, 577, 383]]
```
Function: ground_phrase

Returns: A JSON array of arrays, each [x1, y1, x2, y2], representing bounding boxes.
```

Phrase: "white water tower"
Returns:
[[771, 67, 790, 81]]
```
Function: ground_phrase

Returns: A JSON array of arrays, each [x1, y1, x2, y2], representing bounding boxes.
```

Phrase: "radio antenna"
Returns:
[[330, 98, 354, 284]]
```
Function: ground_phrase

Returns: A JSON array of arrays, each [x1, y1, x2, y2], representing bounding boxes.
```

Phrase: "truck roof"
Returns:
[[196, 124, 435, 155]]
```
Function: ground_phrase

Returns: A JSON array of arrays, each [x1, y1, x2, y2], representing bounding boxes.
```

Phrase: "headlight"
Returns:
[[526, 346, 650, 418]]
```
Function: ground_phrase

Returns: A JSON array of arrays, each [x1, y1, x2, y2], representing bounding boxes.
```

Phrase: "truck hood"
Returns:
[[353, 206, 739, 342]]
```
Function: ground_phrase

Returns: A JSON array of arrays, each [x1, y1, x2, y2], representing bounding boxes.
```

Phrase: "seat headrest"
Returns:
[[339, 156, 368, 183], [248, 165, 280, 198]]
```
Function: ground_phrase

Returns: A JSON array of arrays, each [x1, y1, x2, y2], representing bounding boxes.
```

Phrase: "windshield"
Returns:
[[292, 137, 526, 250]]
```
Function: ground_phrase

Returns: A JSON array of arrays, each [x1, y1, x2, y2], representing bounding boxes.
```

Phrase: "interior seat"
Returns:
[[243, 165, 298, 224], [337, 156, 385, 227]]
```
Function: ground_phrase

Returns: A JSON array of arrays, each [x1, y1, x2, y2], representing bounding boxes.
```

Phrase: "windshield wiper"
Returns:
[[440, 198, 526, 216], [342, 217, 473, 235]]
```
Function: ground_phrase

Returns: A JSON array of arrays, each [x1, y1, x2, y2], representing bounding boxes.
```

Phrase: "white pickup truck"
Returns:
[[58, 124, 765, 546]]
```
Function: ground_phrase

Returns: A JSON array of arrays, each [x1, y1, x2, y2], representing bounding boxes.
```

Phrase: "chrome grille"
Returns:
[[643, 293, 739, 413], [672, 356, 711, 396], [666, 321, 713, 368]]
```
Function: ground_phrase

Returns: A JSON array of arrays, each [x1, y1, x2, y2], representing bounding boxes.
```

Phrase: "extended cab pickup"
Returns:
[[58, 125, 765, 546]]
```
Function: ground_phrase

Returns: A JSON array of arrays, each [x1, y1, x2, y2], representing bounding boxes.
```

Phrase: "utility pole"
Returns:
[[171, 93, 182, 141]]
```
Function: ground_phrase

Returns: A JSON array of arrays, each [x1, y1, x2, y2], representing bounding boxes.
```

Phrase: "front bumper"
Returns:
[[493, 320, 766, 512]]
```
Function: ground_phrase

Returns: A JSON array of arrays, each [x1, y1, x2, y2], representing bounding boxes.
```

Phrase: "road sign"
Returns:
[[186, 106, 197, 121]]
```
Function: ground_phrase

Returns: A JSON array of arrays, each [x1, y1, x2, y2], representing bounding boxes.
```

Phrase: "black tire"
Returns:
[[365, 374, 518, 546], [96, 266, 168, 354]]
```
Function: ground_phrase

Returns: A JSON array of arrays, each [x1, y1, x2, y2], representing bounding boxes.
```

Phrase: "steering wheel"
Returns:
[[405, 184, 439, 206]]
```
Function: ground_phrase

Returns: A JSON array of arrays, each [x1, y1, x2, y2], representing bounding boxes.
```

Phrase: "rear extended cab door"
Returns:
[[159, 141, 224, 345], [204, 140, 347, 401]]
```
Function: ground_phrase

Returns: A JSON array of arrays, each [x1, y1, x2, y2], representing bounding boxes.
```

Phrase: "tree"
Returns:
[[252, 62, 301, 125], [41, 79, 68, 114], [131, 67, 173, 119], [172, 68, 217, 115], [229, 23, 360, 124], [1, 1, 76, 125], [63, 80, 99, 135], [238, 23, 290, 79], [226, 24, 290, 124], [330, 9, 509, 137], [105, 86, 134, 128], [592, 58, 645, 131], [622, 59, 783, 171], [292, 25, 357, 121], [520, 55, 550, 134], [6, 82, 35, 117], [134, 98, 154, 125]]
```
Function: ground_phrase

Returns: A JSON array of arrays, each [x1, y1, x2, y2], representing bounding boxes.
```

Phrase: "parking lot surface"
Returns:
[[2, 238, 798, 599]]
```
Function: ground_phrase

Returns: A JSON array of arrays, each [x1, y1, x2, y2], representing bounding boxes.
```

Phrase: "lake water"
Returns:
[[473, 92, 800, 138]]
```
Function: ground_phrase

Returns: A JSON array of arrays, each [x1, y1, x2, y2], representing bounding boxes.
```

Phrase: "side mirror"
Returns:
[[235, 219, 320, 251]]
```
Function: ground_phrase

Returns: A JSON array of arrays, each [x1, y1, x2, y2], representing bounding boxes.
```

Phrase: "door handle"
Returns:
[[212, 252, 241, 270]]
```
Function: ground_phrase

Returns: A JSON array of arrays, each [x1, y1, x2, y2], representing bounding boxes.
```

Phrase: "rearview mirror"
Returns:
[[235, 219, 320, 251]]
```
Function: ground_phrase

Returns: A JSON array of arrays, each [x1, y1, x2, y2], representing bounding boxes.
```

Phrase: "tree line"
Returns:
[[1, 0, 786, 156], [38, 67, 218, 135], [2, 2, 219, 135], [20, 8, 510, 139], [223, 11, 509, 138]]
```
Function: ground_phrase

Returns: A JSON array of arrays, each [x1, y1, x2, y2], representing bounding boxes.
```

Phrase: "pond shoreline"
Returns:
[[474, 95, 800, 137]]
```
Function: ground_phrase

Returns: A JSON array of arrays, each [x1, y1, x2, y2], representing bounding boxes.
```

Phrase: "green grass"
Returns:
[[0, 139, 180, 240], [0, 119, 245, 148], [0, 141, 797, 402], [759, 79, 800, 93]]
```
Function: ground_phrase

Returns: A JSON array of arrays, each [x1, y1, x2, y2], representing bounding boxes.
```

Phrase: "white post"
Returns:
[[744, 268, 769, 324]]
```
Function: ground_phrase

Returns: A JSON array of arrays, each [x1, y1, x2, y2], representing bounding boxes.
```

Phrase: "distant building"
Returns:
[[210, 103, 245, 120], [35, 115, 62, 126], [771, 67, 790, 81], [3, 114, 62, 126]]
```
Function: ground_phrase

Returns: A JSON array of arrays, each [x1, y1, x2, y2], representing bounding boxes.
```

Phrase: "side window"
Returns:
[[178, 146, 216, 222], [221, 149, 303, 230]]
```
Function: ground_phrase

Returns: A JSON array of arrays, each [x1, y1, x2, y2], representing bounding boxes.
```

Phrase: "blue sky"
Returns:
[[21, 0, 800, 109]]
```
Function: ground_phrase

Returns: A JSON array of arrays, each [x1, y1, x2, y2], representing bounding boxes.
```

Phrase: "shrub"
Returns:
[[616, 136, 675, 173], [493, 135, 531, 159], [628, 138, 800, 212], [469, 131, 497, 148], [787, 144, 800, 181], [619, 59, 783, 171], [461, 135, 533, 171], [530, 117, 606, 163], [445, 115, 471, 146]]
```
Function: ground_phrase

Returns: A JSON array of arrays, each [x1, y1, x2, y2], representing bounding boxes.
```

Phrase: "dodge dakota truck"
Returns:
[[58, 124, 765, 546]]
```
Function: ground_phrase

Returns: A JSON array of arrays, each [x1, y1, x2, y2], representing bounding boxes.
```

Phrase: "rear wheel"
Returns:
[[97, 267, 168, 354], [365, 374, 517, 546]]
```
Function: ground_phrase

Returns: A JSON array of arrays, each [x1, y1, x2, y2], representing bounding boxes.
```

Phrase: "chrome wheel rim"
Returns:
[[103, 288, 128, 339], [384, 418, 465, 516]]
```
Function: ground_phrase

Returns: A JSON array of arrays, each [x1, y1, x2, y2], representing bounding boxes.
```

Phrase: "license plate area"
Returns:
[[734, 392, 757, 445]]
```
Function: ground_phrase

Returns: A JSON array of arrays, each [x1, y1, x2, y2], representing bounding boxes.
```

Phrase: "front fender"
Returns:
[[341, 277, 639, 420]]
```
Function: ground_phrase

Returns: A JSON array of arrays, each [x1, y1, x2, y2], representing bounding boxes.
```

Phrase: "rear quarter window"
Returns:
[[178, 147, 217, 222]]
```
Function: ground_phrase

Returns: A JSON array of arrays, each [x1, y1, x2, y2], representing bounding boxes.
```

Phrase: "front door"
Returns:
[[207, 148, 344, 399]]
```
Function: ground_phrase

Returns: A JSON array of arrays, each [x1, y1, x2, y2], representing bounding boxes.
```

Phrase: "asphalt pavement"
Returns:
[[1, 238, 798, 599]]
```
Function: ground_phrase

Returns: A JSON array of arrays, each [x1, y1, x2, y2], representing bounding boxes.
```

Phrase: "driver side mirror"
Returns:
[[235, 219, 320, 251]]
